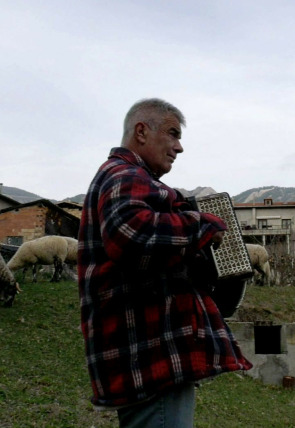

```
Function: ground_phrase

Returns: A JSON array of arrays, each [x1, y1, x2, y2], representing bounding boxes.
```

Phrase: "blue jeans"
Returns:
[[117, 383, 196, 428]]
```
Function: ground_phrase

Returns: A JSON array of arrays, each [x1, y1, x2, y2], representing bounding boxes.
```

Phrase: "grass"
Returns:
[[195, 372, 295, 427], [1, 279, 295, 427], [236, 283, 295, 323]]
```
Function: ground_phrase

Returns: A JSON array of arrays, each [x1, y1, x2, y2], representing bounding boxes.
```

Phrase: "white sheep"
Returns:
[[246, 243, 271, 286], [0, 252, 20, 306], [63, 237, 78, 265], [7, 236, 78, 283], [59, 236, 78, 281]]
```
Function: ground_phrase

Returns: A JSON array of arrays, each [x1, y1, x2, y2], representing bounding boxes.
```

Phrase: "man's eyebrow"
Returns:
[[170, 127, 182, 137]]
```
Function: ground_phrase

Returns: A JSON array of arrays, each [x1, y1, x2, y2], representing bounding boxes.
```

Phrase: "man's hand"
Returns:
[[212, 230, 226, 250]]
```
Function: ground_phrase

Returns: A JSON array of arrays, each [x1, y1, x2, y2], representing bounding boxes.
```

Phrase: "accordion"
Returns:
[[186, 192, 253, 318]]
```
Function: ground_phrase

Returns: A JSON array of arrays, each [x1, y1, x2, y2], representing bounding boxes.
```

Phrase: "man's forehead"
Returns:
[[162, 113, 181, 128]]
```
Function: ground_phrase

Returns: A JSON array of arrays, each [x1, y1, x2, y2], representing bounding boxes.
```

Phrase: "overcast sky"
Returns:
[[1, 0, 295, 201]]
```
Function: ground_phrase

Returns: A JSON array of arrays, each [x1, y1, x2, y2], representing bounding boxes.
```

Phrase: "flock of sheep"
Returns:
[[0, 233, 271, 308], [0, 235, 78, 306]]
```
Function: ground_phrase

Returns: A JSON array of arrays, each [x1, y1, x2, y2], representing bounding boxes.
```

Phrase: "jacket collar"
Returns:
[[108, 147, 159, 179]]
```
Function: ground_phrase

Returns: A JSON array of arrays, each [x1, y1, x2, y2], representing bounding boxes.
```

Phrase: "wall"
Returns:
[[0, 205, 45, 243], [0, 204, 79, 244], [235, 206, 295, 230], [0, 198, 19, 211], [228, 322, 295, 387]]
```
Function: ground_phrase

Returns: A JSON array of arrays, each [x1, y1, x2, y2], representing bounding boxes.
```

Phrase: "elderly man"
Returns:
[[78, 98, 252, 428]]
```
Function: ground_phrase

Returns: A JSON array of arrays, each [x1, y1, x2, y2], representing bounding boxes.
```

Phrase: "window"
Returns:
[[258, 219, 268, 229], [264, 198, 273, 205], [254, 325, 282, 354], [6, 236, 23, 246], [282, 219, 291, 229]]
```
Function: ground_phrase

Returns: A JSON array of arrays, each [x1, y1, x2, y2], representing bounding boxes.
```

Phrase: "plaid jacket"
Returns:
[[78, 148, 252, 407]]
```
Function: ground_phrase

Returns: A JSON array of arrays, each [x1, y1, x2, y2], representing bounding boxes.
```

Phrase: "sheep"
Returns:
[[58, 236, 78, 281], [0, 252, 20, 306], [63, 237, 78, 265], [7, 236, 78, 283], [246, 243, 271, 286]]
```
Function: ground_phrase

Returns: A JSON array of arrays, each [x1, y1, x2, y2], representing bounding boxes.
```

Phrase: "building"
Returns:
[[0, 199, 80, 245], [0, 192, 20, 211], [229, 321, 295, 387], [56, 201, 83, 219], [233, 198, 295, 255]]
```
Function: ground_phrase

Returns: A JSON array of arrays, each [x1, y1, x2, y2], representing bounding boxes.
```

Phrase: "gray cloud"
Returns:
[[1, 0, 295, 199]]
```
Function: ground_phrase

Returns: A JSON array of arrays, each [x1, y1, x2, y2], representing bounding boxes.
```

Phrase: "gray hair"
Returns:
[[121, 98, 186, 144]]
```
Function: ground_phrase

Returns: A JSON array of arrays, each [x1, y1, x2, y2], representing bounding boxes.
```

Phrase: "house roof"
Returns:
[[0, 198, 80, 223], [0, 193, 20, 206], [234, 201, 295, 208], [56, 201, 83, 210]]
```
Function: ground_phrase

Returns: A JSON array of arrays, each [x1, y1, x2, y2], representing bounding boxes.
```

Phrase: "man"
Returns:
[[78, 98, 252, 428]]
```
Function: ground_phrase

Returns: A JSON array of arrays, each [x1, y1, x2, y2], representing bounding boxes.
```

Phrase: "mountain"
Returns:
[[2, 185, 295, 205], [1, 185, 46, 204], [0, 185, 83, 204], [232, 186, 295, 203], [61, 194, 85, 204], [176, 186, 216, 198], [1, 185, 215, 205]]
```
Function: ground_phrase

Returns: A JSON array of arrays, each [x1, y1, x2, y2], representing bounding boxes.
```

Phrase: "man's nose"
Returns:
[[175, 140, 184, 153]]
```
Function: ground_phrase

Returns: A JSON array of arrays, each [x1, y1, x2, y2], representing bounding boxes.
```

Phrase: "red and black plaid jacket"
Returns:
[[78, 148, 252, 407]]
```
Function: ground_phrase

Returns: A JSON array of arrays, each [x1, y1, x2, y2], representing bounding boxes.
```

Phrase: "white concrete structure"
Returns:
[[234, 198, 295, 255], [229, 321, 295, 387]]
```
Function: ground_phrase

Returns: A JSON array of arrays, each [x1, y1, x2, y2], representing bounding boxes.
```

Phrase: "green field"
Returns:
[[1, 280, 295, 427]]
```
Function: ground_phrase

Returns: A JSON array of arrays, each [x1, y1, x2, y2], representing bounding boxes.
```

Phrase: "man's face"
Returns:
[[141, 114, 184, 177]]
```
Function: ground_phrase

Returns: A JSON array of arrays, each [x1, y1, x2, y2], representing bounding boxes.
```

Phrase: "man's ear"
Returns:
[[135, 122, 147, 144]]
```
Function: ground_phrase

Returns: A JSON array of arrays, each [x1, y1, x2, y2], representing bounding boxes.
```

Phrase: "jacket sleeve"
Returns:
[[97, 168, 227, 264]]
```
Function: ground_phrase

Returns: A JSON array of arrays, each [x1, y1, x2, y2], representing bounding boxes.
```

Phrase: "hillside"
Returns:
[[1, 185, 44, 203], [60, 194, 86, 204], [2, 185, 295, 204], [175, 186, 216, 198], [1, 280, 294, 427], [235, 284, 295, 323], [233, 186, 295, 203]]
